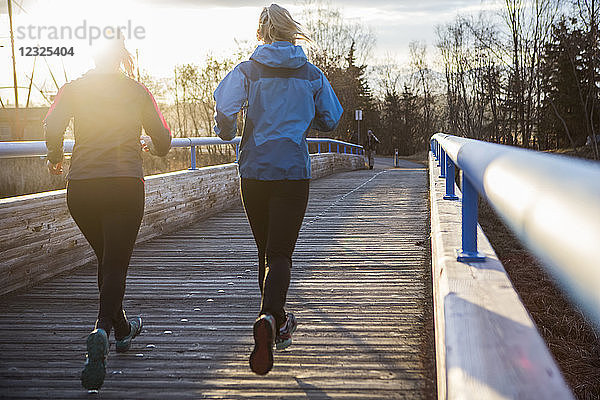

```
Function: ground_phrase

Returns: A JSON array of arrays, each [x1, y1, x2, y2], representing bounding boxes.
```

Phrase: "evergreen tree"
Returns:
[[312, 41, 377, 145], [540, 17, 599, 149]]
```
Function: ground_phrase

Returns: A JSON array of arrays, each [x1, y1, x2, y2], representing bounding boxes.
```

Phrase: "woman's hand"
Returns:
[[47, 160, 63, 175], [140, 138, 150, 152], [140, 136, 155, 154]]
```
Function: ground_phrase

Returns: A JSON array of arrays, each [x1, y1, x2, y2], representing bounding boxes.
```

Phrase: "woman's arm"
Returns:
[[44, 84, 73, 167], [312, 74, 343, 132], [213, 66, 248, 141], [141, 84, 172, 157]]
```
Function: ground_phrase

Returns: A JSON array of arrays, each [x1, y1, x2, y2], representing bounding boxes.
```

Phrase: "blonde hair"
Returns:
[[257, 4, 311, 45]]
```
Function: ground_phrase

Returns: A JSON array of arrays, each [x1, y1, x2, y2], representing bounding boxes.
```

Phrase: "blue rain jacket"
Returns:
[[213, 41, 343, 180]]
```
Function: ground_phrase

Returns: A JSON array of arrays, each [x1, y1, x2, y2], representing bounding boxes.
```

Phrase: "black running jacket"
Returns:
[[44, 71, 171, 180]]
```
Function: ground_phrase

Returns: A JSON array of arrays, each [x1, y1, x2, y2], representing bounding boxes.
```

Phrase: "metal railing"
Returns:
[[0, 137, 364, 170], [430, 133, 600, 329]]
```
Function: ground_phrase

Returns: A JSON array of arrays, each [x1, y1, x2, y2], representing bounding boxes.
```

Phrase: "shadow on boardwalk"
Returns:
[[0, 159, 434, 399]]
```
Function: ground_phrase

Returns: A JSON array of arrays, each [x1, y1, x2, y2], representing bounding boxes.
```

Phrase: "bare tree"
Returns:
[[573, 0, 599, 158], [409, 41, 433, 140], [301, 0, 375, 71]]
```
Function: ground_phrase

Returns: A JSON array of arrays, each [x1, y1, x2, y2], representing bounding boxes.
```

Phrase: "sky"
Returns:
[[0, 0, 498, 106]]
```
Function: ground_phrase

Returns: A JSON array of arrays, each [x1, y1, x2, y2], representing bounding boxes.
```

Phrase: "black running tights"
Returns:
[[241, 178, 309, 328], [67, 177, 144, 339]]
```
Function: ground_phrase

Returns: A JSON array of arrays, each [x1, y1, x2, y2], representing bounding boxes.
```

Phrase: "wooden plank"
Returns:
[[0, 158, 434, 399]]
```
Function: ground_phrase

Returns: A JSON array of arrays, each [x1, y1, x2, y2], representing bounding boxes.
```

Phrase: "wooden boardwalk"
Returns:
[[0, 159, 434, 399]]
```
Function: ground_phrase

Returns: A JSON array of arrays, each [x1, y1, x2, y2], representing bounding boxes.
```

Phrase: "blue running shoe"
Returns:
[[249, 314, 276, 375], [115, 316, 143, 353], [81, 328, 109, 390], [275, 312, 297, 351]]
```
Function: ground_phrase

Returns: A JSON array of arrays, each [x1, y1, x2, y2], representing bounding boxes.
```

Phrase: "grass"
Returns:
[[551, 145, 599, 161]]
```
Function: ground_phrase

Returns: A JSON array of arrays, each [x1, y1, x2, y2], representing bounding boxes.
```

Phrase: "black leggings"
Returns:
[[67, 177, 144, 339], [241, 178, 309, 328]]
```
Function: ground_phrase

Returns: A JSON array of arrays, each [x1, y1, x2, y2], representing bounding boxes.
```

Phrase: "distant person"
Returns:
[[44, 32, 171, 391], [213, 3, 342, 375], [364, 129, 380, 169]]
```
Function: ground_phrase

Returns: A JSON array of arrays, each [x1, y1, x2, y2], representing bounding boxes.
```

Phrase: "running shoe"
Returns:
[[275, 312, 297, 351], [115, 316, 143, 353], [249, 314, 276, 375], [81, 328, 109, 390]]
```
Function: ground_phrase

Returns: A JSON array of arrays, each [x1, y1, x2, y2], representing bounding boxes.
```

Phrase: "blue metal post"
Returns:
[[443, 158, 459, 200], [328, 142, 332, 153], [337, 144, 339, 153], [439, 149, 446, 177], [318, 143, 321, 154], [457, 173, 486, 262], [189, 145, 197, 170]]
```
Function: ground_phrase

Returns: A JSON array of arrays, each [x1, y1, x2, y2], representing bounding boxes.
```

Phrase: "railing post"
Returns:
[[328, 142, 332, 153], [443, 158, 459, 200], [337, 144, 339, 153], [318, 143, 321, 154], [189, 145, 197, 170], [457, 172, 486, 262], [439, 148, 446, 178]]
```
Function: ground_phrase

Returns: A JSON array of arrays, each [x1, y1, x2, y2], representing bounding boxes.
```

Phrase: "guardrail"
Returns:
[[430, 133, 600, 330], [0, 137, 364, 170]]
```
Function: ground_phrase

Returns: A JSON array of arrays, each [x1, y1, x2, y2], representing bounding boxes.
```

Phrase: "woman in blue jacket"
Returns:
[[214, 3, 343, 375]]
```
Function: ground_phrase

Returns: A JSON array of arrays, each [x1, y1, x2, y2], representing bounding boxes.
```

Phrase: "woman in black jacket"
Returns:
[[44, 33, 171, 391]]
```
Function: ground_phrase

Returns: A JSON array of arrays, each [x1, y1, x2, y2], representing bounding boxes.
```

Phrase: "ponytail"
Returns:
[[120, 46, 135, 79], [257, 4, 311, 45]]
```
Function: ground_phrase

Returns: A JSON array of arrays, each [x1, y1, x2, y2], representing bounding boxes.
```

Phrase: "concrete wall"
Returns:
[[0, 153, 365, 296], [429, 153, 573, 399]]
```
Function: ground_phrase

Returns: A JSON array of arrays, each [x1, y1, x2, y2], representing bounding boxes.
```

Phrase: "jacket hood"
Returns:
[[250, 41, 307, 69]]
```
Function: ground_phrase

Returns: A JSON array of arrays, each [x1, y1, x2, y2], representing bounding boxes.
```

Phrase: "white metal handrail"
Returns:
[[0, 137, 364, 170], [431, 133, 600, 330]]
